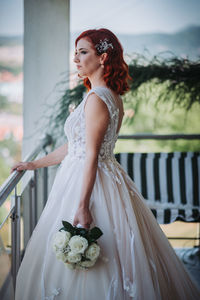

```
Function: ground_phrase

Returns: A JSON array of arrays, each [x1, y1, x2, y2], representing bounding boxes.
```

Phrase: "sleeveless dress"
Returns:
[[15, 86, 200, 300]]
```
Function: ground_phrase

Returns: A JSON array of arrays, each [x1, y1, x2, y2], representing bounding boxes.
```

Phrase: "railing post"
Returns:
[[29, 179, 33, 236], [15, 194, 21, 276], [11, 209, 16, 291], [11, 186, 21, 291], [0, 134, 53, 298], [43, 167, 48, 206], [29, 170, 38, 236], [43, 146, 48, 206], [34, 169, 38, 224]]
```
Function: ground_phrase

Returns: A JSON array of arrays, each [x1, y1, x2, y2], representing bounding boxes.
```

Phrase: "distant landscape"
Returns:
[[0, 24, 199, 72], [71, 25, 200, 64]]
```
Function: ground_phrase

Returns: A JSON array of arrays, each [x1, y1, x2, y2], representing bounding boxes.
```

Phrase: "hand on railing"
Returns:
[[10, 161, 36, 174]]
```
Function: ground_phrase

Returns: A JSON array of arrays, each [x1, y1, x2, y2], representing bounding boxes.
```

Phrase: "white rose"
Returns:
[[78, 259, 96, 268], [55, 249, 66, 262], [68, 235, 88, 254], [67, 251, 82, 263], [52, 231, 71, 249], [85, 243, 100, 261]]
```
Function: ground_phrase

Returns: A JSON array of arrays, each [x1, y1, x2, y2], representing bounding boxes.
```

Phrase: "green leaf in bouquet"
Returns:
[[75, 227, 89, 237], [87, 237, 98, 245], [86, 236, 92, 244], [59, 227, 67, 232], [62, 220, 74, 233], [89, 227, 103, 240]]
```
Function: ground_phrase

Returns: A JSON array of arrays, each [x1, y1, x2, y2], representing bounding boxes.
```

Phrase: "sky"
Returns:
[[0, 0, 200, 36]]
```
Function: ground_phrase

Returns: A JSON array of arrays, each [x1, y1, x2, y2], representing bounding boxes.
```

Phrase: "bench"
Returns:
[[115, 152, 200, 224]]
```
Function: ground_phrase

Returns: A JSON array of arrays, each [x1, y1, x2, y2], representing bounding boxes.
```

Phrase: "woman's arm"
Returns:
[[33, 143, 68, 168], [73, 93, 109, 228], [11, 143, 68, 173]]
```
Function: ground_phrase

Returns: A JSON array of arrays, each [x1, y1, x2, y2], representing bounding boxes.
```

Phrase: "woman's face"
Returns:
[[73, 38, 101, 77]]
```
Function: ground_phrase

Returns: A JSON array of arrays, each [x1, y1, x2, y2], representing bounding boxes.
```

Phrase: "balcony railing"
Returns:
[[118, 133, 200, 140], [0, 134, 52, 299], [0, 133, 199, 299]]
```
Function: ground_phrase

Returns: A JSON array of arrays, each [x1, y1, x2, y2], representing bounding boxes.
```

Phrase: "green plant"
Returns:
[[43, 54, 200, 149]]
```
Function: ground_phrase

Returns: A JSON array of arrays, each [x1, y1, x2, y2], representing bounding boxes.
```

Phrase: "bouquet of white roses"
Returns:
[[52, 221, 103, 270]]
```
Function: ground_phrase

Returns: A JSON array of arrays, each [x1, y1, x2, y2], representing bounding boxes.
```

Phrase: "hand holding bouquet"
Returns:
[[52, 221, 103, 270]]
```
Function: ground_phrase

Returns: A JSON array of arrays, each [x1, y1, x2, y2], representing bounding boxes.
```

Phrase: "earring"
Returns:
[[101, 64, 104, 69]]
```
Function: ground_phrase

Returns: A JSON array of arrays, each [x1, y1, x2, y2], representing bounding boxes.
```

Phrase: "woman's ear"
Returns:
[[100, 53, 108, 65]]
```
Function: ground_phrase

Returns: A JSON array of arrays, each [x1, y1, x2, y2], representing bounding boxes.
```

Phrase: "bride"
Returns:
[[12, 28, 200, 300]]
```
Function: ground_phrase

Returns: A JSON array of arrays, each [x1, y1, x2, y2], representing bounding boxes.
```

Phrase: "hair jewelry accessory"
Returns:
[[95, 38, 114, 53]]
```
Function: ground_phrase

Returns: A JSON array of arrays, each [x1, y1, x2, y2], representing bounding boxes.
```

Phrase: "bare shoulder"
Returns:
[[84, 92, 110, 138], [84, 92, 109, 117]]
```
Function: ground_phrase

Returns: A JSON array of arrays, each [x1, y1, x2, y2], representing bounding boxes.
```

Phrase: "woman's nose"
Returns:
[[73, 54, 79, 63]]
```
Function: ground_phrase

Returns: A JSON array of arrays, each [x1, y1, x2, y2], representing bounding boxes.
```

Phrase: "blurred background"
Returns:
[[0, 0, 200, 184], [0, 0, 200, 274]]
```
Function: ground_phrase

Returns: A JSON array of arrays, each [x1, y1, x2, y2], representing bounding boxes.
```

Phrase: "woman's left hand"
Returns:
[[73, 206, 93, 229]]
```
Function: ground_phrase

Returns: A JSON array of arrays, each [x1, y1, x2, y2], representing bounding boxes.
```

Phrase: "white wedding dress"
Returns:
[[15, 86, 200, 300]]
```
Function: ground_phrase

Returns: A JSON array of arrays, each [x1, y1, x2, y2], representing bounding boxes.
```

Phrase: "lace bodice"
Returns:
[[64, 86, 120, 162]]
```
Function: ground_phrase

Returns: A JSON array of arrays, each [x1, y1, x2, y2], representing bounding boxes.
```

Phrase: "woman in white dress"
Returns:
[[12, 28, 200, 300]]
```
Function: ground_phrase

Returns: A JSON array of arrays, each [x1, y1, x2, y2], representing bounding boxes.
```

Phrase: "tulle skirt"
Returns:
[[15, 155, 200, 300]]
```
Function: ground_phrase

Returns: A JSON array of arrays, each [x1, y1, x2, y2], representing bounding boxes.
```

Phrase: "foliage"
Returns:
[[0, 99, 22, 115], [43, 54, 200, 148], [0, 94, 8, 110], [0, 156, 10, 186], [115, 94, 200, 153], [44, 81, 86, 147], [6, 102, 22, 115], [128, 54, 200, 110], [0, 136, 22, 185], [0, 63, 22, 76]]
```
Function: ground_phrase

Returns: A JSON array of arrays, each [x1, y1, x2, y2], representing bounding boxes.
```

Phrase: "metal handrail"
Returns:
[[0, 133, 53, 293], [0, 134, 52, 206], [118, 133, 200, 140]]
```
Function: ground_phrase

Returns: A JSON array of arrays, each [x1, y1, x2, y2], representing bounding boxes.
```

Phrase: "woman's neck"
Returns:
[[88, 69, 107, 89]]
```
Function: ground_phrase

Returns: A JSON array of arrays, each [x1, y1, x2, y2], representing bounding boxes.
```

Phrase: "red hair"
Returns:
[[75, 28, 132, 95]]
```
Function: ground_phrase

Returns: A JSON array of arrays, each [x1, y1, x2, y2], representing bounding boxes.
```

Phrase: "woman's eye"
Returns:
[[74, 51, 87, 56]]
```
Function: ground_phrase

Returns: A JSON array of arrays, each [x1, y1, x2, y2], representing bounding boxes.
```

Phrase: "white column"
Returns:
[[23, 0, 70, 159], [22, 0, 70, 241]]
